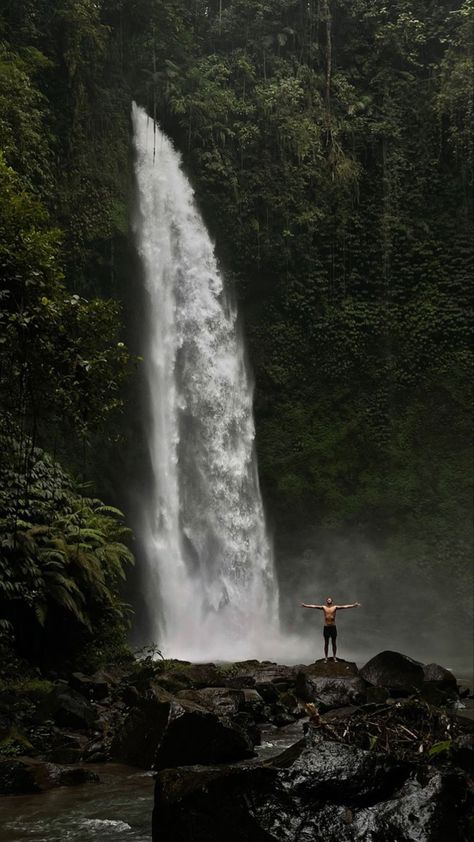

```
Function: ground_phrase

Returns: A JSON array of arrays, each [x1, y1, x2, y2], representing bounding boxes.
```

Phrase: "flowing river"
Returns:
[[1, 667, 471, 842], [0, 725, 306, 842]]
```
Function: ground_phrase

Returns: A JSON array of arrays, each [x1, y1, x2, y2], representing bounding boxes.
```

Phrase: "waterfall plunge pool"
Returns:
[[0, 724, 307, 842]]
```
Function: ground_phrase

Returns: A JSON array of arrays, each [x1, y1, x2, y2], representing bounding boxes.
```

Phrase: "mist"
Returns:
[[276, 529, 473, 675]]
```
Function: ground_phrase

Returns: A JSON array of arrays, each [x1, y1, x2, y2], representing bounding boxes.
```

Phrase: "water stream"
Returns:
[[132, 103, 279, 661], [0, 729, 306, 842]]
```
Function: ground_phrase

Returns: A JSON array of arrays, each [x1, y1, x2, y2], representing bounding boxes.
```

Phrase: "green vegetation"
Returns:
[[0, 439, 134, 667], [0, 6, 134, 667], [150, 0, 473, 607], [0, 0, 472, 668]]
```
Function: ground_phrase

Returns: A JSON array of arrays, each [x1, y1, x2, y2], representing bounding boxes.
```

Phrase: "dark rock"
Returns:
[[41, 684, 97, 730], [155, 663, 223, 694], [225, 675, 257, 690], [301, 659, 360, 678], [421, 664, 459, 708], [278, 691, 300, 715], [450, 733, 474, 772], [232, 711, 261, 746], [323, 705, 361, 722], [422, 663, 457, 689], [421, 683, 459, 708], [48, 746, 83, 764], [0, 718, 9, 741], [360, 651, 425, 695], [154, 697, 255, 770], [121, 685, 141, 706], [120, 663, 160, 695], [241, 688, 265, 716], [152, 739, 411, 842], [365, 685, 389, 704], [0, 757, 99, 794], [0, 758, 39, 794], [111, 688, 171, 768], [352, 768, 470, 842], [268, 703, 296, 728], [254, 682, 280, 703], [295, 673, 367, 710], [232, 662, 301, 687], [44, 730, 85, 764], [82, 739, 108, 763], [153, 763, 277, 842], [176, 687, 244, 718], [283, 741, 409, 805], [111, 686, 255, 769], [153, 734, 472, 842], [70, 671, 110, 701], [54, 765, 100, 786]]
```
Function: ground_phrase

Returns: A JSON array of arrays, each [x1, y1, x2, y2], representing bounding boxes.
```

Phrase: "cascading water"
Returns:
[[132, 103, 279, 661]]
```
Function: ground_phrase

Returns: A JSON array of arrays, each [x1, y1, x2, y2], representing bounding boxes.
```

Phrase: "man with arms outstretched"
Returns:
[[301, 597, 360, 662]]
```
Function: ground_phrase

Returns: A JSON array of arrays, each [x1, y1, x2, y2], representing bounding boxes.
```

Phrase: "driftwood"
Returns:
[[305, 698, 472, 762]]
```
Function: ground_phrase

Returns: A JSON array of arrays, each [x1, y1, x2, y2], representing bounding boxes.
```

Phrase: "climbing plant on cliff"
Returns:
[[138, 0, 473, 606]]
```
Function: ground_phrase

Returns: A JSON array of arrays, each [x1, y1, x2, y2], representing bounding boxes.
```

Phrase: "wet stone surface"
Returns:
[[1, 653, 472, 841]]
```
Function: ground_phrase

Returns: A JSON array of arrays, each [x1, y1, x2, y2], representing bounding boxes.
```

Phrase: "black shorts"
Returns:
[[323, 625, 337, 641]]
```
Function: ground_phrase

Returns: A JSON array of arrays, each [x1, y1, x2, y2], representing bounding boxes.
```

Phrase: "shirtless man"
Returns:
[[301, 597, 361, 662]]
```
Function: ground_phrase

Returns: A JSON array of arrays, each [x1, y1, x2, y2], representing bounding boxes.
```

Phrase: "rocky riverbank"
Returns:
[[1, 651, 473, 840]]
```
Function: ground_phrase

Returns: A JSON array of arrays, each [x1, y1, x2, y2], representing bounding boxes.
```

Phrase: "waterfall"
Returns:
[[132, 103, 279, 661]]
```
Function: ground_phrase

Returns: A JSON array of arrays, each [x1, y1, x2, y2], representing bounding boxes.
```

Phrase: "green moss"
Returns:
[[0, 679, 54, 698], [0, 726, 33, 757]]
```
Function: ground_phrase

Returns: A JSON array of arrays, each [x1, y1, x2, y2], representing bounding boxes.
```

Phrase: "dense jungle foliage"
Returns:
[[0, 0, 472, 663]]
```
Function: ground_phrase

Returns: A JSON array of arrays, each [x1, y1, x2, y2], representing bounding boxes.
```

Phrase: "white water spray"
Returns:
[[132, 103, 280, 661]]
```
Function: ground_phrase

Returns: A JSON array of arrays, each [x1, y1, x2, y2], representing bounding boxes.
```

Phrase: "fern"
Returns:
[[0, 435, 135, 646]]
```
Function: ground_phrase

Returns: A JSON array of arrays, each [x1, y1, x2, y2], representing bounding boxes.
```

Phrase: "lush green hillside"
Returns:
[[0, 0, 472, 663]]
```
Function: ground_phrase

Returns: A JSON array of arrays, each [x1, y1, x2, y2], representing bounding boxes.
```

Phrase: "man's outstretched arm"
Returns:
[[335, 602, 361, 609], [301, 603, 324, 609]]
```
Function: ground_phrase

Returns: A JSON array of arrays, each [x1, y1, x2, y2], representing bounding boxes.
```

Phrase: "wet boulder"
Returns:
[[0, 757, 99, 794], [153, 763, 278, 842], [301, 659, 360, 679], [450, 733, 474, 772], [154, 696, 255, 770], [154, 663, 223, 694], [153, 735, 471, 842], [241, 688, 266, 717], [360, 651, 425, 696], [45, 730, 86, 764], [422, 663, 457, 690], [111, 686, 255, 769], [351, 768, 471, 842], [278, 691, 300, 717], [110, 688, 173, 768], [0, 757, 39, 794], [421, 664, 459, 705], [152, 739, 410, 842], [70, 671, 111, 701], [82, 738, 108, 763], [267, 702, 297, 728], [231, 662, 301, 694], [42, 683, 97, 730], [225, 675, 257, 690], [41, 762, 100, 788], [282, 740, 409, 806], [295, 673, 367, 710], [176, 687, 244, 718]]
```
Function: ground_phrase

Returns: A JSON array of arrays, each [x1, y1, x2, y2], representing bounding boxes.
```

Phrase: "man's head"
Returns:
[[326, 597, 333, 605]]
